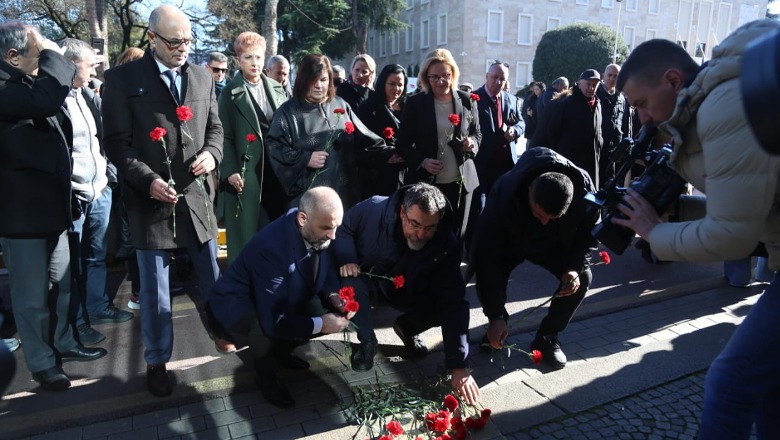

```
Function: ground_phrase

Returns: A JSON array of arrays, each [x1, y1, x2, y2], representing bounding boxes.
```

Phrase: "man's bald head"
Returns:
[[297, 187, 343, 250]]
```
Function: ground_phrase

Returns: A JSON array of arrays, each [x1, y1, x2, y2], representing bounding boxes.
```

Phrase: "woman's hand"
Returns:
[[386, 153, 405, 164], [308, 151, 329, 169], [227, 173, 243, 193], [422, 158, 444, 175]]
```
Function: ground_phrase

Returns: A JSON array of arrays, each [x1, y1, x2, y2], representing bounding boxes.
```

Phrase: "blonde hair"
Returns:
[[417, 48, 460, 93], [350, 53, 377, 89], [233, 32, 266, 57]]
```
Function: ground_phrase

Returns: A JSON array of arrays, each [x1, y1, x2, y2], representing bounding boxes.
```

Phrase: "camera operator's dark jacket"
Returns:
[[530, 85, 603, 188], [0, 50, 75, 237], [333, 187, 470, 369], [470, 147, 598, 321]]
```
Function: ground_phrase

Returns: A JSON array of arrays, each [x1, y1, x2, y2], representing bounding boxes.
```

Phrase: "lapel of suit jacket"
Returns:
[[476, 86, 496, 133], [179, 63, 190, 105], [261, 74, 286, 111], [230, 76, 262, 137], [451, 90, 465, 138]]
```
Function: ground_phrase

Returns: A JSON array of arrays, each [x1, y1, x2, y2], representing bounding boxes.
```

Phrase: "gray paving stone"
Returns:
[[179, 426, 230, 440], [133, 407, 180, 429], [271, 404, 321, 427], [206, 407, 251, 428], [260, 423, 306, 440], [227, 416, 275, 437], [30, 427, 83, 440], [158, 416, 207, 439], [178, 398, 226, 418], [108, 426, 157, 440], [82, 417, 133, 438]]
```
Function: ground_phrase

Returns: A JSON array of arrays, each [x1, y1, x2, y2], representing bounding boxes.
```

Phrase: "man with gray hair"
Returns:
[[0, 22, 107, 391], [265, 54, 291, 97], [538, 76, 569, 117], [205, 51, 229, 97], [60, 38, 133, 347], [333, 183, 481, 405]]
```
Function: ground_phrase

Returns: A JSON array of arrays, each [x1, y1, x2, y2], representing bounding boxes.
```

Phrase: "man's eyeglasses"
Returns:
[[152, 31, 197, 49], [491, 59, 510, 68], [402, 211, 438, 234], [209, 67, 228, 73], [427, 74, 453, 84]]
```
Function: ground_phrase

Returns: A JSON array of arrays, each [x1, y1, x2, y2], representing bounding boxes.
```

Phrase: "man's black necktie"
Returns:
[[164, 70, 180, 104], [310, 249, 320, 283]]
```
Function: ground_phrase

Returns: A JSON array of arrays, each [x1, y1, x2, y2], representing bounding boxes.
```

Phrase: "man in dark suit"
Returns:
[[102, 5, 228, 397], [0, 22, 107, 391], [207, 187, 351, 409], [464, 61, 525, 252]]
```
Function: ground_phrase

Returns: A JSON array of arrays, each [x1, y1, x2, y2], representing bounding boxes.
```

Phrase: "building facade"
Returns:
[[365, 0, 768, 91]]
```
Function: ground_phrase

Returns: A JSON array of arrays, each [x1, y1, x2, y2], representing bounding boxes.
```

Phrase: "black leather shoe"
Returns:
[[350, 339, 377, 371], [60, 345, 108, 363], [32, 366, 70, 391], [393, 320, 428, 358], [256, 374, 295, 409], [146, 364, 173, 397], [531, 335, 567, 369], [275, 353, 310, 370], [77, 323, 105, 346], [90, 304, 134, 325]]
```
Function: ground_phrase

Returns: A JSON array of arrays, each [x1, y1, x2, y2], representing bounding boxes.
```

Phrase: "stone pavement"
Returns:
[[2, 258, 766, 440]]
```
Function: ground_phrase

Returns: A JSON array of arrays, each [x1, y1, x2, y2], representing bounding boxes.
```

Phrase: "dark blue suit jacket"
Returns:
[[207, 209, 339, 338], [473, 86, 524, 193]]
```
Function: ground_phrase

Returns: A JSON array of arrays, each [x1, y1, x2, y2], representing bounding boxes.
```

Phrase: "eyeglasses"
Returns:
[[151, 32, 197, 49], [402, 211, 438, 234], [427, 74, 453, 83], [491, 59, 510, 68], [209, 67, 228, 73]]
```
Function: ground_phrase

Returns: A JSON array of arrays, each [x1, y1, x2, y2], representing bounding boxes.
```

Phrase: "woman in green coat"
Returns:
[[218, 32, 288, 263]]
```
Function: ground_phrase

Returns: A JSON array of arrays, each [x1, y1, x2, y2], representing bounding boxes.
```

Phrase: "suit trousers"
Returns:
[[0, 232, 78, 372], [136, 219, 221, 365]]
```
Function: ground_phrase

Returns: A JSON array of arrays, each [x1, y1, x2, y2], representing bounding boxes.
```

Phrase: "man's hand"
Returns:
[[28, 28, 65, 55], [422, 158, 444, 175], [451, 368, 480, 406], [320, 313, 350, 333], [191, 151, 216, 176], [386, 153, 405, 164], [327, 293, 357, 320], [308, 151, 328, 169], [486, 319, 508, 349], [503, 127, 516, 141], [149, 178, 178, 204], [558, 270, 580, 297], [611, 187, 662, 240], [339, 263, 361, 278], [462, 137, 477, 154], [227, 173, 243, 193]]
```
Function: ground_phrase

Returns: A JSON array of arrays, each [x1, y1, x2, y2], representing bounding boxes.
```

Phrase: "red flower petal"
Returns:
[[443, 394, 459, 411], [470, 93, 480, 102], [344, 299, 360, 313], [246, 133, 257, 143], [599, 251, 611, 265], [383, 127, 395, 139], [344, 121, 355, 135], [448, 113, 460, 126], [385, 420, 404, 436], [333, 108, 346, 114], [481, 408, 492, 419], [149, 127, 167, 142], [393, 275, 405, 289], [531, 349, 543, 365], [176, 105, 193, 122], [339, 286, 355, 300]]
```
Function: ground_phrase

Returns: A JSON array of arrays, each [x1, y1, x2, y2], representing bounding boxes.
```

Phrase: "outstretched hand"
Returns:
[[611, 188, 662, 240]]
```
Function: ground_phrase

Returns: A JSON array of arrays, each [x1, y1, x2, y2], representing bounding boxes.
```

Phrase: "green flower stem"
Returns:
[[160, 139, 178, 239], [195, 174, 211, 229]]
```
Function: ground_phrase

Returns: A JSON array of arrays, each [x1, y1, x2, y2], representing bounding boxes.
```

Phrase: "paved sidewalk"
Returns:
[[4, 272, 764, 439]]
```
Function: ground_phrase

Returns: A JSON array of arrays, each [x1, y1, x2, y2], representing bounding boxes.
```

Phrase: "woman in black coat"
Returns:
[[355, 64, 408, 198]]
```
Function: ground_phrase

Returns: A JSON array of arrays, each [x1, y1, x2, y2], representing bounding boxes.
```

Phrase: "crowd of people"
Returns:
[[1, 6, 778, 437]]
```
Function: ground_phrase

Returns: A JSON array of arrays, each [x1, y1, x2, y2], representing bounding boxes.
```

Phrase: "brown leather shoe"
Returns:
[[146, 364, 173, 397], [214, 337, 237, 354]]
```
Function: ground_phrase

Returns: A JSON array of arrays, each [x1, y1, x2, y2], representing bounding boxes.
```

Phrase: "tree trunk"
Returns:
[[86, 0, 110, 76], [262, 0, 279, 58], [352, 0, 368, 54]]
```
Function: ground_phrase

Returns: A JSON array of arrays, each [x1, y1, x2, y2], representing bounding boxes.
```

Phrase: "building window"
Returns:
[[716, 2, 732, 43], [487, 10, 504, 43], [602, 0, 614, 8], [547, 17, 561, 31], [420, 0, 429, 4], [368, 36, 375, 55], [379, 33, 387, 57], [625, 0, 638, 11], [437, 13, 447, 45], [515, 62, 532, 88], [517, 14, 533, 45], [406, 0, 413, 8], [646, 28, 657, 40], [623, 26, 636, 50], [420, 18, 430, 48], [405, 24, 414, 52], [648, 0, 660, 14], [391, 32, 400, 54], [574, 19, 589, 24], [576, 0, 588, 5]]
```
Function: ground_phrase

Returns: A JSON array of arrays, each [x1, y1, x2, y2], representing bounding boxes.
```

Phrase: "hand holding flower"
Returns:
[[191, 151, 216, 176], [486, 319, 508, 349], [450, 368, 480, 406], [150, 178, 179, 204], [228, 173, 244, 193], [422, 158, 444, 175], [321, 312, 351, 333], [308, 150, 329, 169], [558, 270, 581, 297]]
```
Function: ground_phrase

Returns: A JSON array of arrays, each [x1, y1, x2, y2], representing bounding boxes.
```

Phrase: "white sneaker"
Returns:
[[3, 338, 20, 353]]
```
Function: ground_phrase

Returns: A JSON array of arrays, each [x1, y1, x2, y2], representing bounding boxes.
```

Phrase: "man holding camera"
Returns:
[[612, 20, 780, 439], [470, 147, 598, 369]]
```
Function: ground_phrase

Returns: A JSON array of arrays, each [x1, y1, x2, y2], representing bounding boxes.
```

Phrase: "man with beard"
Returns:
[[333, 183, 480, 406], [207, 187, 352, 409]]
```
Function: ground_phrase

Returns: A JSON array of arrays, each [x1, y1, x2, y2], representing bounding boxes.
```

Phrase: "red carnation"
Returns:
[[344, 121, 355, 135], [531, 349, 543, 365], [464, 417, 478, 429], [451, 416, 463, 428], [443, 394, 459, 411], [385, 420, 404, 436], [424, 412, 437, 430], [344, 299, 360, 313], [339, 286, 355, 301], [378, 436, 393, 440], [333, 108, 346, 115], [149, 127, 167, 142], [599, 251, 611, 265], [393, 275, 405, 289], [176, 105, 193, 122], [481, 408, 492, 419], [470, 93, 480, 102], [383, 127, 395, 139], [455, 426, 468, 440], [246, 133, 257, 143], [448, 113, 460, 126], [435, 436, 453, 440], [433, 418, 450, 432]]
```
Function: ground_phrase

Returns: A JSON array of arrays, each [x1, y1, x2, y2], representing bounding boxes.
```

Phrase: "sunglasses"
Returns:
[[209, 67, 228, 73], [491, 59, 510, 68], [151, 31, 197, 49]]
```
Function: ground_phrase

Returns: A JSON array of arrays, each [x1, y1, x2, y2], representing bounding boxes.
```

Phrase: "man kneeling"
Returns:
[[334, 183, 480, 405], [207, 187, 352, 409]]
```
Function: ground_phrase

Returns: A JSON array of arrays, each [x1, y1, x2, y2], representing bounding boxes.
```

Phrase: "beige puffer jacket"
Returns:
[[649, 19, 780, 270]]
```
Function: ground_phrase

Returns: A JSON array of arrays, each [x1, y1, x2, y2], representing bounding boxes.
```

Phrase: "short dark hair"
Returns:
[[293, 54, 335, 102], [402, 183, 447, 217], [617, 39, 699, 92], [530, 172, 574, 218], [207, 51, 227, 64]]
